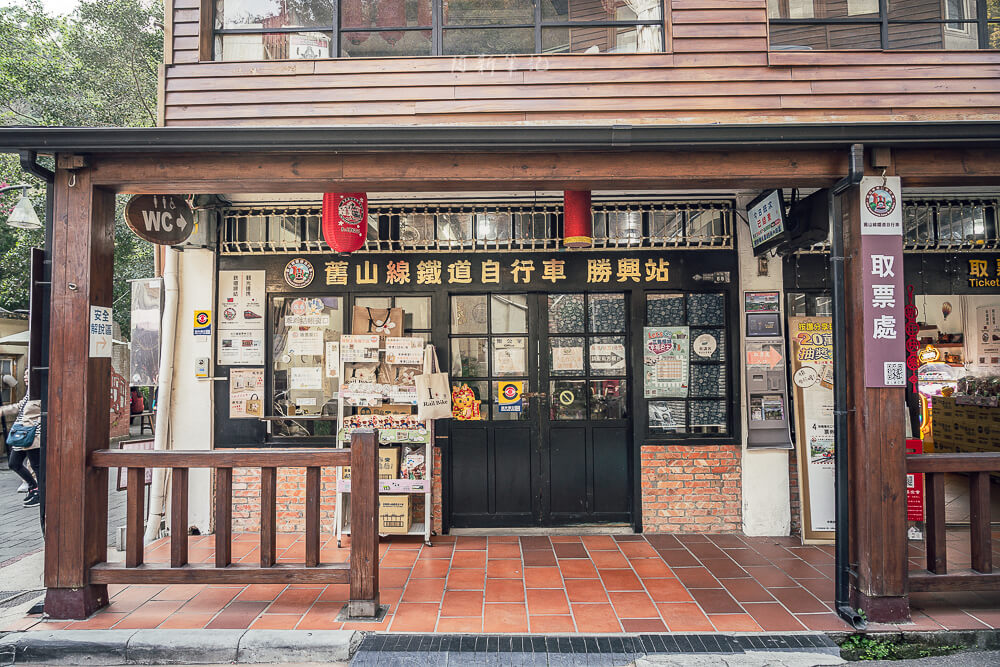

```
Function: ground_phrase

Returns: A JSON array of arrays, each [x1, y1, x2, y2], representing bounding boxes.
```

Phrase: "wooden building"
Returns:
[[2, 0, 1000, 625]]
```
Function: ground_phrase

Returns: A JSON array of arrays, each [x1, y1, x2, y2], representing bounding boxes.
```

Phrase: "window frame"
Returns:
[[768, 0, 999, 50], [209, 0, 667, 60]]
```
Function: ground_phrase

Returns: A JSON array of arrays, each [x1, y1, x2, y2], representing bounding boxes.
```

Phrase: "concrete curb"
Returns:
[[0, 629, 360, 665], [827, 628, 1000, 650]]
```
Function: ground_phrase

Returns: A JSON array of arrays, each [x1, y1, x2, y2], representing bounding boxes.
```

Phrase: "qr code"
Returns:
[[884, 361, 906, 386], [906, 474, 914, 489]]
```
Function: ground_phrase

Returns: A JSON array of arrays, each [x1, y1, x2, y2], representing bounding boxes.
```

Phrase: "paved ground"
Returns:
[[6, 530, 999, 634], [0, 464, 128, 567]]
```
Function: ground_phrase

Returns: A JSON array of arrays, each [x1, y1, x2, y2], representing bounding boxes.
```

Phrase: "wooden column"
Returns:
[[43, 165, 114, 619], [349, 429, 380, 618], [842, 167, 910, 623]]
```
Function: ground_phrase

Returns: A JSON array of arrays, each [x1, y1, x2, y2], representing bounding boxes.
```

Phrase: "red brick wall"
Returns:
[[227, 449, 443, 534], [640, 445, 741, 533]]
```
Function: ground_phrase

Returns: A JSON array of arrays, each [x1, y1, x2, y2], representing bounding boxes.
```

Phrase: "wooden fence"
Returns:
[[87, 430, 381, 617], [907, 452, 1000, 593]]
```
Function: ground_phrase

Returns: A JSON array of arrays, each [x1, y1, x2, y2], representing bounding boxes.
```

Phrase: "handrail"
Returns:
[[85, 432, 380, 618], [906, 452, 1000, 474]]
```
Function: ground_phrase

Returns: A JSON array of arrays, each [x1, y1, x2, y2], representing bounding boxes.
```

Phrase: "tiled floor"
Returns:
[[7, 530, 999, 634]]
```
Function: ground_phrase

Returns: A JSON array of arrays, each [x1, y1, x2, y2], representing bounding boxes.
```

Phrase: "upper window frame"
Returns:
[[768, 0, 998, 50], [207, 0, 668, 61]]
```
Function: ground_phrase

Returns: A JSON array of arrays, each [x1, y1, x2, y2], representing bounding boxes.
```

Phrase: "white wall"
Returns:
[[736, 196, 792, 536], [168, 248, 216, 533]]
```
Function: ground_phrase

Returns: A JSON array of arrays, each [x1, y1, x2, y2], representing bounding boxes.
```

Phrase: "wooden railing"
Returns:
[[907, 452, 1000, 593], [88, 430, 381, 617]]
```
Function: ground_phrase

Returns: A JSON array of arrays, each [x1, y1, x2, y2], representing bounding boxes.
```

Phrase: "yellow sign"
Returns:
[[193, 310, 212, 335], [497, 381, 524, 413]]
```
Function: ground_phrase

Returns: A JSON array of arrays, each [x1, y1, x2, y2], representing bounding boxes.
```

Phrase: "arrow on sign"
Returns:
[[746, 345, 782, 369], [591, 352, 625, 365]]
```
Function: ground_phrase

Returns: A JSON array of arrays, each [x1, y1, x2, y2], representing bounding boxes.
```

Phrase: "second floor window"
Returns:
[[768, 0, 999, 50], [214, 0, 665, 60]]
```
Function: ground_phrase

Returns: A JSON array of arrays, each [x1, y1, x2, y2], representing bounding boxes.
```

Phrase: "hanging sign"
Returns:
[[323, 192, 368, 253], [860, 176, 906, 388], [789, 316, 835, 542], [124, 194, 195, 245], [497, 381, 524, 413], [89, 305, 113, 358]]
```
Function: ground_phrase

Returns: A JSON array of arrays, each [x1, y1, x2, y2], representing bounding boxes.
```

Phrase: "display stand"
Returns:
[[334, 338, 434, 547]]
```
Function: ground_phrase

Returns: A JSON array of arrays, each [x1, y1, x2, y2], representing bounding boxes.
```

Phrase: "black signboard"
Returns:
[[125, 194, 195, 245]]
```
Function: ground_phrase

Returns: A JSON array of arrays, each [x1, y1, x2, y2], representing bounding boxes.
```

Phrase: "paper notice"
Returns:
[[290, 366, 323, 390]]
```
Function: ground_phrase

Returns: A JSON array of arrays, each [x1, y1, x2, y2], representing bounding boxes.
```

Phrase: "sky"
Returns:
[[0, 0, 80, 15]]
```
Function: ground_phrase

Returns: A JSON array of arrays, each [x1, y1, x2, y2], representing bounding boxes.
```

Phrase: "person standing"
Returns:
[[2, 370, 41, 507]]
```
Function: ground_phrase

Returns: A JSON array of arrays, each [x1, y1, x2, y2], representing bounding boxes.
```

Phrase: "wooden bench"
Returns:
[[133, 411, 155, 435]]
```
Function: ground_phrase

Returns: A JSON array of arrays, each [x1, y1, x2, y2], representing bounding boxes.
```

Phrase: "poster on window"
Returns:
[[229, 368, 264, 419], [788, 316, 835, 542], [493, 337, 526, 375], [976, 304, 1000, 368], [218, 329, 264, 366], [218, 271, 265, 330], [643, 327, 689, 398]]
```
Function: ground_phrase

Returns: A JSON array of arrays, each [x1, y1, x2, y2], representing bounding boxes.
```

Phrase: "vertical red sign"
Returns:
[[906, 438, 925, 522]]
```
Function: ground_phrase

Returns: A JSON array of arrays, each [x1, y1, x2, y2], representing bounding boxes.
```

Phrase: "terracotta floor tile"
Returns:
[[643, 578, 693, 603], [645, 534, 682, 550], [378, 567, 411, 589], [550, 536, 582, 543], [380, 550, 419, 568], [520, 536, 552, 550], [588, 550, 629, 569], [205, 601, 268, 630], [598, 568, 643, 591], [401, 578, 445, 604], [709, 613, 763, 632], [564, 579, 609, 604], [436, 616, 484, 632], [707, 534, 748, 549], [390, 603, 439, 632], [317, 584, 349, 603], [105, 585, 165, 614], [113, 600, 186, 630], [409, 558, 451, 579], [799, 576, 835, 602], [523, 566, 563, 589], [685, 542, 727, 559], [720, 578, 775, 603], [581, 535, 619, 550], [674, 566, 722, 589], [724, 548, 770, 567], [689, 588, 742, 614], [558, 559, 598, 579], [769, 586, 829, 614], [658, 602, 714, 632], [659, 549, 701, 568], [266, 588, 320, 615], [66, 613, 128, 630], [921, 608, 991, 630], [486, 559, 523, 579], [487, 543, 522, 559], [485, 579, 525, 603], [295, 601, 347, 631], [483, 603, 528, 633], [622, 618, 668, 632], [179, 587, 241, 614], [618, 541, 658, 559], [153, 584, 208, 601], [796, 612, 855, 631], [455, 536, 487, 550], [553, 542, 589, 559], [571, 603, 622, 632], [630, 557, 674, 579], [775, 558, 825, 579], [522, 550, 557, 567], [701, 557, 749, 579], [490, 536, 520, 543], [250, 614, 301, 630], [529, 615, 576, 633], [743, 602, 807, 631], [526, 588, 570, 616], [441, 590, 484, 617], [418, 545, 455, 560], [608, 591, 659, 618], [340, 618, 390, 632], [744, 565, 798, 588], [450, 550, 487, 569], [447, 568, 485, 591], [157, 612, 218, 630], [233, 584, 285, 602]]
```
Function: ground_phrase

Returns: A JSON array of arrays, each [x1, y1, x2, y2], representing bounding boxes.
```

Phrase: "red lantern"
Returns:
[[563, 191, 592, 248], [322, 193, 368, 253]]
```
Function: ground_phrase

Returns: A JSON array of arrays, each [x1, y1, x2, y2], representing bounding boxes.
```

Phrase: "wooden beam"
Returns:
[[909, 571, 1000, 593], [43, 166, 114, 620], [91, 448, 349, 468], [91, 562, 349, 585], [906, 452, 1000, 473], [86, 150, 850, 193]]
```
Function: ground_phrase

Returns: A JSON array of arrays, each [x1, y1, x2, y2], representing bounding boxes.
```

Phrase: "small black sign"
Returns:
[[125, 195, 194, 245]]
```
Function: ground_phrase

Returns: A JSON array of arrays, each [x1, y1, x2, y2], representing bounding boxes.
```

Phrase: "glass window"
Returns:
[[451, 294, 488, 334], [491, 294, 528, 334], [216, 0, 334, 29]]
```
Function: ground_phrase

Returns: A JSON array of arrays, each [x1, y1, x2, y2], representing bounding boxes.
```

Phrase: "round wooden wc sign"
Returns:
[[125, 194, 195, 245]]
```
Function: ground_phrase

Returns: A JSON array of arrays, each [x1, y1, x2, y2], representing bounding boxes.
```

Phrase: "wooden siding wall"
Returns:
[[163, 0, 1000, 126]]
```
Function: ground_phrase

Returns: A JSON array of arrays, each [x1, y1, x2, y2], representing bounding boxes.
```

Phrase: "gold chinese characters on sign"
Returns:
[[322, 257, 671, 287]]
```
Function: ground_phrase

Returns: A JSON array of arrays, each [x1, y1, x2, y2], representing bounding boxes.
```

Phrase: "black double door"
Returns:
[[448, 292, 632, 528]]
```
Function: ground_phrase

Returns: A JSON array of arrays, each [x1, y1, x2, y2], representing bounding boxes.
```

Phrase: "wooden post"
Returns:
[[969, 471, 992, 574], [305, 466, 321, 568], [43, 166, 114, 619], [260, 467, 277, 568], [349, 429, 380, 618], [170, 468, 189, 567], [842, 166, 910, 623]]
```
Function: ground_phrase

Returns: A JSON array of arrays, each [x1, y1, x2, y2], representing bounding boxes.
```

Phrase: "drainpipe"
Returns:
[[830, 143, 866, 629], [144, 247, 180, 544]]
